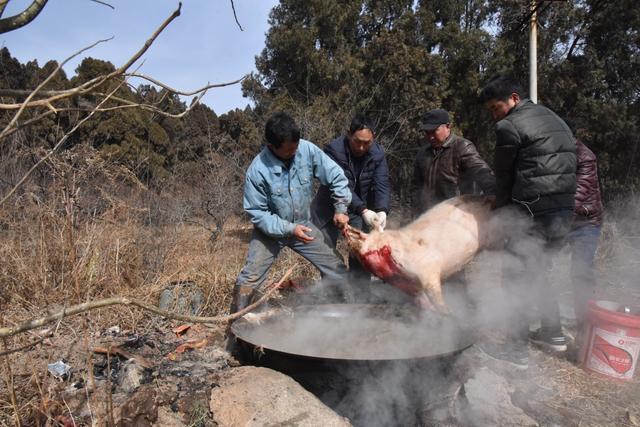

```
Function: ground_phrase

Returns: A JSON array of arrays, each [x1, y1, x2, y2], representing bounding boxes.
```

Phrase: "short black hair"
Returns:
[[349, 113, 375, 134], [479, 74, 524, 103], [265, 112, 300, 148]]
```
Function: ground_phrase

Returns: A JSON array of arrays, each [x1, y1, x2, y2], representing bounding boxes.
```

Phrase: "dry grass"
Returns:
[[0, 144, 328, 425]]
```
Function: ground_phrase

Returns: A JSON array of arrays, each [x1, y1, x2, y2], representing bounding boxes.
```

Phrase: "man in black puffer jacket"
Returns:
[[312, 114, 391, 292], [478, 75, 577, 370]]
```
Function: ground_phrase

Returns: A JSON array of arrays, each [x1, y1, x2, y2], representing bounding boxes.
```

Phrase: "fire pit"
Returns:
[[230, 304, 475, 426], [230, 304, 474, 362]]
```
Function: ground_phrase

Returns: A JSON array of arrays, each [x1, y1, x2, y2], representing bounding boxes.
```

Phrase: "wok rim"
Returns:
[[230, 303, 475, 361]]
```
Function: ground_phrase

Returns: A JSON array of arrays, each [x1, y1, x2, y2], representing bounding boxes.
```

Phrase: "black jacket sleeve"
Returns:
[[494, 120, 520, 208]]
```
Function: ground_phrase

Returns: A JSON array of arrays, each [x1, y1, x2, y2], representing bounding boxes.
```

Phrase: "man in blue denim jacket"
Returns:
[[230, 112, 352, 313]]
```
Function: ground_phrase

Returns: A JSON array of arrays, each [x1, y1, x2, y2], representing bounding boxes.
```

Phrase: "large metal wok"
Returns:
[[230, 304, 474, 361]]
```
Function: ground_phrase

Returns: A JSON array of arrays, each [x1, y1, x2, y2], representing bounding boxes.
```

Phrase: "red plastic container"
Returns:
[[581, 300, 640, 381]]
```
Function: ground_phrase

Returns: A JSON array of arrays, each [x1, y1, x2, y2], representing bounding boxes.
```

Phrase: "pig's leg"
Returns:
[[414, 291, 434, 309], [418, 271, 449, 313]]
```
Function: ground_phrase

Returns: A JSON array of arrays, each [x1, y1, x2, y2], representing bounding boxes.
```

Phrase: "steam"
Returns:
[[241, 196, 640, 425], [465, 194, 640, 334]]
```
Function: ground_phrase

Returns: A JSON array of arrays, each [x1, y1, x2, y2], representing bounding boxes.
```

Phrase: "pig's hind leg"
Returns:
[[418, 272, 449, 314], [414, 291, 434, 309]]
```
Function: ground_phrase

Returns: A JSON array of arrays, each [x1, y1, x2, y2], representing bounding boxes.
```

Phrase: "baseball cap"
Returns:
[[420, 109, 450, 131]]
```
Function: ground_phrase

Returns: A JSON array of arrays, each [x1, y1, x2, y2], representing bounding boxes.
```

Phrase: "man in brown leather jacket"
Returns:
[[412, 108, 496, 216]]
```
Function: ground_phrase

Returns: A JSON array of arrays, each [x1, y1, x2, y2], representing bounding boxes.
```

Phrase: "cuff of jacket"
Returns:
[[284, 222, 297, 236], [353, 205, 367, 215], [334, 203, 349, 215]]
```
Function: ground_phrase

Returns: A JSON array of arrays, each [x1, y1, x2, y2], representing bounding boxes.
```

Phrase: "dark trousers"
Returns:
[[231, 223, 349, 313], [503, 209, 573, 346], [568, 224, 601, 327]]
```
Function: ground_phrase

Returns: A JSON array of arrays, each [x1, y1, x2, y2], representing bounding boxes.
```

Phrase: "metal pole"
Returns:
[[529, 0, 538, 103]]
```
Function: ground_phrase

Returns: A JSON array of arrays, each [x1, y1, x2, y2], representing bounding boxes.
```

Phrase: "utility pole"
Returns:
[[529, 0, 538, 103]]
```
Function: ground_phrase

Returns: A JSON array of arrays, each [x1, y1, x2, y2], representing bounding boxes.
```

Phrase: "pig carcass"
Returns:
[[344, 195, 499, 311]]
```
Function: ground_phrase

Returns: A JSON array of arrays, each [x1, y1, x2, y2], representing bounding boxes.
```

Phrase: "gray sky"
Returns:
[[1, 0, 278, 114]]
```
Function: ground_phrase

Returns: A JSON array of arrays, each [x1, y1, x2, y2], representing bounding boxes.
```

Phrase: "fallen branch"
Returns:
[[0, 336, 47, 357], [0, 268, 292, 339], [93, 345, 154, 369]]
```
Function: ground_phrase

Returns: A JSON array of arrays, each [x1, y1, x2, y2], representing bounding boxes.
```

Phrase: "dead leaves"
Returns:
[[166, 324, 211, 360]]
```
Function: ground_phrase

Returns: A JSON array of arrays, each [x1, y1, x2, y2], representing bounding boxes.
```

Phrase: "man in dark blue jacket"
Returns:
[[312, 114, 391, 285]]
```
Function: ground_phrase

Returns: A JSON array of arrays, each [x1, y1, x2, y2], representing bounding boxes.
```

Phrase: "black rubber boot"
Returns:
[[229, 285, 254, 314], [225, 285, 254, 358]]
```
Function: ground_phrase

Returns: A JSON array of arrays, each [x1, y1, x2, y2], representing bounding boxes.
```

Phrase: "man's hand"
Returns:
[[376, 211, 387, 231], [362, 209, 382, 232], [333, 213, 349, 229], [292, 224, 314, 243]]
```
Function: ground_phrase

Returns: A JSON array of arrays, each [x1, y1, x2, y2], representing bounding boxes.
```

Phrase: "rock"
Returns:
[[155, 406, 187, 427], [118, 385, 158, 427], [118, 360, 146, 394], [158, 280, 203, 315], [418, 379, 466, 426], [462, 368, 538, 426], [210, 366, 351, 427]]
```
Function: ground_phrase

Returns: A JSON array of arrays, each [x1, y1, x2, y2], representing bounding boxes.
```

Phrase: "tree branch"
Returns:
[[0, 37, 112, 139], [0, 268, 292, 339], [0, 0, 9, 19], [115, 2, 181, 74], [230, 0, 243, 31], [0, 75, 244, 100], [0, 2, 183, 118], [89, 0, 114, 10], [92, 90, 209, 118], [0, 0, 48, 34], [125, 73, 246, 95], [0, 3, 216, 135], [0, 109, 56, 139]]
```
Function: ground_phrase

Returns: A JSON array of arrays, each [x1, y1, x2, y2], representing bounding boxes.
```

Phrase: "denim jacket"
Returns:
[[244, 139, 351, 238]]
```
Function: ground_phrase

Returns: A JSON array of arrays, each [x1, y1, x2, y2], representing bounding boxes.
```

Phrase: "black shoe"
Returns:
[[478, 342, 529, 370], [529, 328, 567, 352]]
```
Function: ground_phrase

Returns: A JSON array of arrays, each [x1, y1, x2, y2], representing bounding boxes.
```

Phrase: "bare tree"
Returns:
[[0, 2, 246, 205]]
